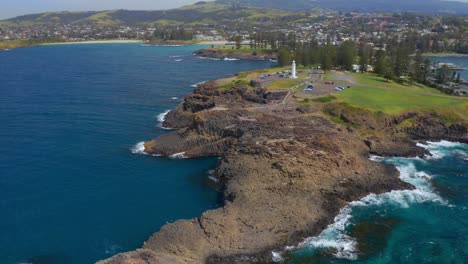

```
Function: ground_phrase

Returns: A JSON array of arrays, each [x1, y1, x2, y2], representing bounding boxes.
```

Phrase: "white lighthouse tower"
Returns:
[[291, 60, 297, 79]]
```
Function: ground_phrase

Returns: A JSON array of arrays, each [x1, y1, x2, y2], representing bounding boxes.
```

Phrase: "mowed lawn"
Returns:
[[335, 86, 468, 114], [266, 79, 301, 90], [350, 73, 445, 95]]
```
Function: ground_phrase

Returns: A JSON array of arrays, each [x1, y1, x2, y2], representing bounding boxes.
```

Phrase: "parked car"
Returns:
[[307, 84, 314, 89]]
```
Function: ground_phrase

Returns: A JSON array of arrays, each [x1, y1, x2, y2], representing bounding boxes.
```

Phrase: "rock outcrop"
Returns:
[[99, 82, 467, 264], [193, 49, 277, 61]]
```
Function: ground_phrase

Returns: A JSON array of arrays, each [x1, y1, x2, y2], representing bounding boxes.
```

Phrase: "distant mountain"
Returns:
[[0, 2, 304, 28], [218, 0, 468, 15]]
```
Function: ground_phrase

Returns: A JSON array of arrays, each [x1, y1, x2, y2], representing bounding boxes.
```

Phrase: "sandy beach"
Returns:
[[42, 40, 143, 46]]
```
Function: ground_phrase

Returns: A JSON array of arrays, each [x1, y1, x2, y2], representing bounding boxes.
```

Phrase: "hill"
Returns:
[[219, 0, 468, 15], [0, 2, 308, 28]]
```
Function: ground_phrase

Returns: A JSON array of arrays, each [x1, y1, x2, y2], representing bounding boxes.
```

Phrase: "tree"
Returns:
[[235, 35, 242, 50], [422, 58, 432, 83], [383, 57, 395, 81], [358, 44, 370, 73], [338, 40, 356, 71], [374, 49, 387, 76], [278, 48, 291, 67], [436, 65, 451, 84], [320, 45, 336, 71], [456, 72, 461, 83], [411, 52, 424, 82]]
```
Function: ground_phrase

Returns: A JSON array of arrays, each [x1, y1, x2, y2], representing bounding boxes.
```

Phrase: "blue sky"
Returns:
[[0, 0, 213, 19]]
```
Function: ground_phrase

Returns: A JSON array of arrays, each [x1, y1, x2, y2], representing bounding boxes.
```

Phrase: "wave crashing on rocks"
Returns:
[[272, 141, 464, 262]]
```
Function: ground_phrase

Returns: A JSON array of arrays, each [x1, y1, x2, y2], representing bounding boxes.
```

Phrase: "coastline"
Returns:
[[98, 72, 467, 263], [422, 52, 468, 57], [41, 39, 143, 46], [1, 39, 228, 53]]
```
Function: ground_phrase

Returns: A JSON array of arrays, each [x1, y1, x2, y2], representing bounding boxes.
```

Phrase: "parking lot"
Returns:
[[296, 70, 350, 98]]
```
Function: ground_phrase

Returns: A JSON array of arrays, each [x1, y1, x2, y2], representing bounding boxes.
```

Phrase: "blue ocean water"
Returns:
[[280, 141, 468, 264], [0, 43, 273, 264]]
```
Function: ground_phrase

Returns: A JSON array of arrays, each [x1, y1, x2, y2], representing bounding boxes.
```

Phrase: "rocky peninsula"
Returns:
[[99, 78, 467, 263], [193, 48, 277, 61]]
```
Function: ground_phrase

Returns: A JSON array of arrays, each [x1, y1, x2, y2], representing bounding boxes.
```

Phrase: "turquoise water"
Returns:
[[282, 141, 468, 263], [0, 43, 273, 264]]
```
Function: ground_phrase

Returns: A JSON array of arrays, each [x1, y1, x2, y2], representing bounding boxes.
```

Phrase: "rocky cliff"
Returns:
[[99, 82, 467, 264]]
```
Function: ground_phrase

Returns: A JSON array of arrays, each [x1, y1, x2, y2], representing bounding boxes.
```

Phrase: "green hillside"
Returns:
[[0, 2, 308, 27]]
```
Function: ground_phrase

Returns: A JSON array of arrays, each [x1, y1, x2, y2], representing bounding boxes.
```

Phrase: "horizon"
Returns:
[[0, 0, 214, 20]]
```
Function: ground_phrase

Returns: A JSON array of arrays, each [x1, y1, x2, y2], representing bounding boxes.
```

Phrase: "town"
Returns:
[[1, 2, 467, 94]]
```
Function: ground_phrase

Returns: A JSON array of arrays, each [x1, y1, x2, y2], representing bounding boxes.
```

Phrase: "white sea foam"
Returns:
[[174, 59, 184, 62], [207, 170, 219, 182], [417, 140, 466, 160], [190, 80, 207, 88], [171, 97, 178, 100], [272, 143, 459, 262], [196, 56, 222, 61], [297, 206, 358, 260], [131, 142, 147, 155], [271, 251, 284, 262], [170, 152, 187, 159], [156, 110, 170, 122], [369, 155, 384, 162], [156, 110, 173, 129], [224, 57, 240, 61]]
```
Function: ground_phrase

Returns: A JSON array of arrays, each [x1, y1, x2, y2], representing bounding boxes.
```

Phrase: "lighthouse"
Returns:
[[291, 60, 297, 79]]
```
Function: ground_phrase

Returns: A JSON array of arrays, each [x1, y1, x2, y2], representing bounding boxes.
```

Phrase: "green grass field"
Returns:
[[266, 79, 301, 90], [350, 73, 444, 95], [335, 85, 468, 115]]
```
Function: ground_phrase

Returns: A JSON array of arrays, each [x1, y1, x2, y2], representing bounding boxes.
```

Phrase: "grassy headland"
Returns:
[[307, 72, 468, 123]]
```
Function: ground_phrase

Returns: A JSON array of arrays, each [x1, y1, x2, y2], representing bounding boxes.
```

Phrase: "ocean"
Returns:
[[280, 141, 468, 263], [1, 45, 466, 264], [0, 43, 273, 264]]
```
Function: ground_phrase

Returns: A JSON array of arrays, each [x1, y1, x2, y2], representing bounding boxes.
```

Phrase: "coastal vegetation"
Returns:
[[0, 38, 61, 50]]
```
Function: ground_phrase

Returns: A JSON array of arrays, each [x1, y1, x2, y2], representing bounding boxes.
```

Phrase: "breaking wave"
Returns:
[[169, 152, 187, 159], [224, 58, 240, 61], [131, 142, 147, 155], [416, 140, 465, 160], [190, 80, 207, 88], [272, 141, 464, 262], [156, 110, 173, 129]]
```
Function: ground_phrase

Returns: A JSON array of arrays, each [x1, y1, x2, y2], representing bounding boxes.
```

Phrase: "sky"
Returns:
[[1, 0, 468, 20], [0, 0, 213, 19]]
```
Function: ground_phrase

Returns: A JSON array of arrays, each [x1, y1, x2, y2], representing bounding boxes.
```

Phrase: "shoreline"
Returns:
[[98, 68, 467, 263], [95, 42, 467, 263], [41, 39, 143, 46], [423, 52, 468, 58], [1, 39, 227, 51]]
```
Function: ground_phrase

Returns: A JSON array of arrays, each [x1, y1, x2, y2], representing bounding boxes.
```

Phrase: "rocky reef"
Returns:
[[99, 81, 467, 264], [193, 49, 277, 61]]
